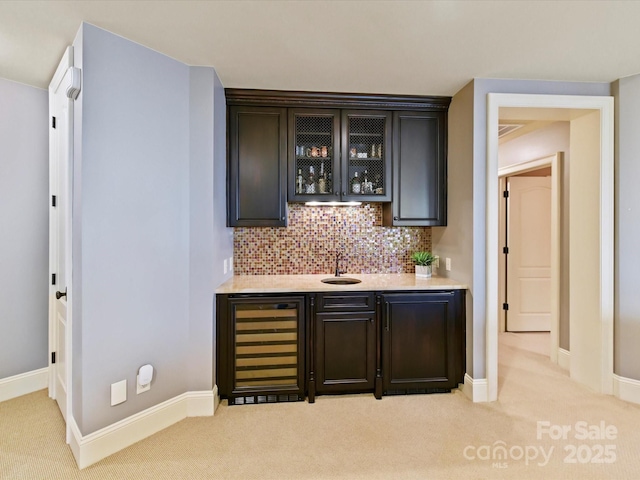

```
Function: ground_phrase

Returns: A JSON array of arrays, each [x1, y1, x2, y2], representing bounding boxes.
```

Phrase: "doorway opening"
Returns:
[[498, 154, 561, 361], [486, 94, 614, 402]]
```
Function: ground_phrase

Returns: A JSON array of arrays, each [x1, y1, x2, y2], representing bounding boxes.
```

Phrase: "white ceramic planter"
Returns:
[[415, 265, 432, 278]]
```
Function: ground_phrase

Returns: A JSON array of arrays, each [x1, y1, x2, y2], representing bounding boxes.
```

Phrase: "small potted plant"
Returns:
[[411, 251, 436, 278]]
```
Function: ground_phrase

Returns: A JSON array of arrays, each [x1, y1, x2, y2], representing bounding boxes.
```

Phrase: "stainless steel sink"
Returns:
[[321, 277, 362, 285]]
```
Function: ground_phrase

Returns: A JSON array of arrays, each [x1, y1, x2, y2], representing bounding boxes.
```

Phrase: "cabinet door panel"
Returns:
[[384, 111, 446, 226], [341, 110, 392, 202], [387, 301, 449, 382], [288, 109, 341, 202], [228, 106, 287, 226], [382, 292, 462, 393], [316, 312, 375, 393]]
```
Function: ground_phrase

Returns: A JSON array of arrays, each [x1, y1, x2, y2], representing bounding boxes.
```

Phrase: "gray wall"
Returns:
[[187, 67, 233, 391], [0, 78, 49, 379], [211, 71, 234, 385], [438, 78, 610, 379], [432, 80, 475, 376], [613, 75, 640, 380], [72, 24, 227, 435]]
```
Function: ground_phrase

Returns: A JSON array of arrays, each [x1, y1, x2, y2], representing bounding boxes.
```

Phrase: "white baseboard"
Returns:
[[0, 367, 49, 403], [461, 373, 488, 402], [558, 348, 570, 371], [70, 386, 218, 469], [613, 374, 640, 405]]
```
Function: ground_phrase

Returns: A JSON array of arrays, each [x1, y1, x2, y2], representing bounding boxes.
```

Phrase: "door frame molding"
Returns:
[[487, 93, 614, 402], [498, 153, 563, 363]]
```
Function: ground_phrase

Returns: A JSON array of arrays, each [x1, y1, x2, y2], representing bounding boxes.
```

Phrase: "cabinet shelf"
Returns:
[[349, 132, 385, 137]]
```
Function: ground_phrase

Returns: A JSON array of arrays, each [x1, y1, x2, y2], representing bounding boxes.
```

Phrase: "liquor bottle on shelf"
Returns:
[[296, 168, 305, 194], [350, 171, 361, 194], [318, 162, 327, 194], [373, 173, 383, 194], [361, 170, 373, 194], [306, 166, 317, 194]]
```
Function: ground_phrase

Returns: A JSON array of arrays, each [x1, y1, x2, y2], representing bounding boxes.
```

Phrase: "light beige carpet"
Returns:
[[2, 333, 640, 479]]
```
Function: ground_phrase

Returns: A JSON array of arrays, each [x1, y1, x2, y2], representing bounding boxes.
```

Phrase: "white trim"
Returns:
[[70, 387, 218, 469], [498, 155, 554, 177], [486, 93, 614, 402], [461, 374, 488, 403], [613, 374, 640, 405], [0, 368, 49, 403], [558, 348, 570, 371]]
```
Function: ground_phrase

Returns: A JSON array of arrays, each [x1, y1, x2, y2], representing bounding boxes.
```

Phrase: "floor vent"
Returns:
[[385, 388, 451, 396], [229, 394, 302, 406]]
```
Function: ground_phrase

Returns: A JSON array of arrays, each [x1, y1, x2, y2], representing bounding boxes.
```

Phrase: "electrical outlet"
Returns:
[[445, 257, 452, 271], [223, 258, 228, 274], [137, 375, 151, 394], [434, 256, 440, 269], [229, 256, 233, 272]]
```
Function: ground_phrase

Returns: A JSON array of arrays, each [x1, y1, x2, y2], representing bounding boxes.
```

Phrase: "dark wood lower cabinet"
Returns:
[[217, 289, 465, 405], [381, 291, 465, 394], [314, 312, 376, 395]]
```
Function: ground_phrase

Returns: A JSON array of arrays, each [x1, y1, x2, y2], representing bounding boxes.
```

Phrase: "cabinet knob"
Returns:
[[394, 216, 399, 221], [281, 216, 285, 221], [335, 192, 339, 197]]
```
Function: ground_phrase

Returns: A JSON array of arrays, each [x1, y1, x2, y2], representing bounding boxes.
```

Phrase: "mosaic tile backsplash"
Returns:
[[234, 203, 431, 275]]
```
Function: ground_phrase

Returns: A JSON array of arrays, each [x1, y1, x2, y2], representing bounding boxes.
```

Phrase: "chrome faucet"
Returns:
[[335, 251, 345, 277]]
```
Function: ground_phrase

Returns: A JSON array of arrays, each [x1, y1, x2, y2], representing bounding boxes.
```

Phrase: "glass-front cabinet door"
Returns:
[[288, 109, 341, 202], [341, 110, 392, 202]]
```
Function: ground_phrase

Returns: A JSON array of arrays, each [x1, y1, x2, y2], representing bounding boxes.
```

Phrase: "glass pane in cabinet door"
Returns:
[[347, 116, 385, 196], [294, 115, 334, 196]]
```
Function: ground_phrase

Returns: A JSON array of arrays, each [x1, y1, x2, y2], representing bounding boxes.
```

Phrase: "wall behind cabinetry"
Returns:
[[234, 203, 430, 274]]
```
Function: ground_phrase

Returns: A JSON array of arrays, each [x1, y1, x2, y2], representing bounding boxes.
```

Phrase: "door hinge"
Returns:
[[52, 273, 56, 285], [51, 352, 56, 364], [52, 116, 56, 129], [503, 303, 509, 311], [503, 246, 509, 254], [503, 190, 509, 198], [51, 195, 57, 207]]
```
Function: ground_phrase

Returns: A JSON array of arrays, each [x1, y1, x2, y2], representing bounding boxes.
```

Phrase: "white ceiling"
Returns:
[[2, 1, 640, 96]]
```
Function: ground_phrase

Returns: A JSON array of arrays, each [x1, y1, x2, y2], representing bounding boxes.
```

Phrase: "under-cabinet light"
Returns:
[[305, 201, 362, 207]]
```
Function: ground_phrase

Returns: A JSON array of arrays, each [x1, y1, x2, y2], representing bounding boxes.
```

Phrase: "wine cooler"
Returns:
[[224, 296, 305, 405]]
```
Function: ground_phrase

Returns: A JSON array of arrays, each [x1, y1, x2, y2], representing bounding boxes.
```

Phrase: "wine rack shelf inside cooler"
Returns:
[[234, 305, 299, 389]]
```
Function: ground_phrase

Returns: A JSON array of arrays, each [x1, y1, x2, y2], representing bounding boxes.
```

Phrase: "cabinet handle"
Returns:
[[385, 303, 390, 331]]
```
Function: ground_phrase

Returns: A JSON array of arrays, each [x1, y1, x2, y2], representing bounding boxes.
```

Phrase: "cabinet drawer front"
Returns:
[[316, 292, 375, 312]]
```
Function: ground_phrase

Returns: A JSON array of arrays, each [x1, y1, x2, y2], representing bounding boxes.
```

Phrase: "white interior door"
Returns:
[[506, 176, 552, 332], [49, 46, 77, 440]]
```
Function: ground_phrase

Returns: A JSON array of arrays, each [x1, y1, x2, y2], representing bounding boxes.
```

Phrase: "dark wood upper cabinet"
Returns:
[[382, 110, 448, 226], [226, 90, 450, 226], [227, 105, 287, 227]]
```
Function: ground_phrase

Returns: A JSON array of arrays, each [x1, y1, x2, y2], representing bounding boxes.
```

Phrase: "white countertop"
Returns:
[[216, 274, 467, 294]]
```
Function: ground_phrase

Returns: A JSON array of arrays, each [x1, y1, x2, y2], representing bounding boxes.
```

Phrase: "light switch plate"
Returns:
[[434, 256, 440, 269], [111, 379, 127, 406], [445, 257, 452, 271]]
